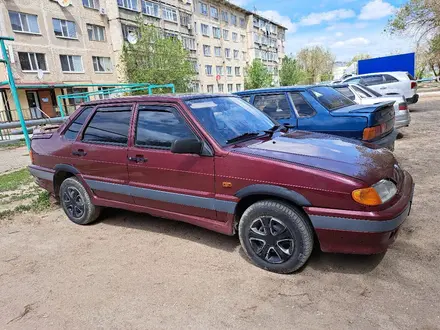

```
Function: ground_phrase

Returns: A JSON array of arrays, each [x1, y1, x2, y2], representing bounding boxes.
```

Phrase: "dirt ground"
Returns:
[[1, 96, 440, 329], [0, 146, 30, 173]]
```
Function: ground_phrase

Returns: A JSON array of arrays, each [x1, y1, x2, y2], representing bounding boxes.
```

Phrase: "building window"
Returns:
[[233, 50, 239, 60], [163, 6, 178, 22], [227, 84, 233, 92], [98, 87, 114, 99], [8, 11, 39, 34], [212, 27, 221, 39], [231, 14, 237, 26], [218, 84, 224, 92], [232, 32, 237, 42], [201, 24, 209, 36], [191, 60, 199, 73], [18, 52, 47, 72], [53, 18, 77, 38], [203, 45, 211, 56], [254, 33, 260, 44], [164, 31, 178, 39], [210, 6, 218, 20], [66, 88, 89, 106], [92, 56, 112, 72], [117, 0, 138, 11], [222, 11, 229, 23], [214, 46, 221, 57], [121, 24, 138, 41], [225, 48, 231, 58], [253, 18, 259, 28], [239, 17, 245, 28], [226, 66, 232, 76], [82, 0, 100, 9], [142, 1, 160, 17], [205, 65, 212, 75], [180, 11, 191, 26], [223, 29, 229, 40], [236, 84, 242, 91], [242, 51, 246, 61], [241, 34, 246, 42], [207, 85, 214, 93], [200, 2, 208, 15], [60, 55, 83, 72], [87, 24, 105, 41], [216, 66, 223, 76], [182, 37, 196, 51], [235, 67, 241, 76]]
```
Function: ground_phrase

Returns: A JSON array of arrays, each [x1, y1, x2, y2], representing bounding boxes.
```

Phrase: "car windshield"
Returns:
[[309, 86, 355, 111], [185, 96, 274, 146], [358, 84, 382, 97]]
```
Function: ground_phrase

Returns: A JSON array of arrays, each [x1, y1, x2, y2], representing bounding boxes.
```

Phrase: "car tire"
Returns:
[[238, 200, 314, 274], [59, 177, 101, 225]]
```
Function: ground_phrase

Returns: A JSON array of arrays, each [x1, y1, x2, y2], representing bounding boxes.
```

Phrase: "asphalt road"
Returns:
[[1, 96, 440, 329]]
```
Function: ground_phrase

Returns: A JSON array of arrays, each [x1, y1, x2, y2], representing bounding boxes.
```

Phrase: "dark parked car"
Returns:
[[235, 86, 398, 150], [29, 94, 414, 273]]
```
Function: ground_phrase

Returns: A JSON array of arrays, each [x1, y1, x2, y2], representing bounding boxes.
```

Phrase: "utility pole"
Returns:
[[0, 36, 31, 150]]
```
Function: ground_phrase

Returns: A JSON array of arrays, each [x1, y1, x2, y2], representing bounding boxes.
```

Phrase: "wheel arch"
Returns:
[[53, 164, 81, 197]]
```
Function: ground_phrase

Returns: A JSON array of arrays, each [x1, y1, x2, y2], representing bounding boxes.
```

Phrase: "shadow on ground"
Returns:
[[100, 208, 386, 275]]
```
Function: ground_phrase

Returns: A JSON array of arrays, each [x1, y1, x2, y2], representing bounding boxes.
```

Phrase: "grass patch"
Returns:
[[0, 140, 26, 150], [0, 168, 33, 192], [0, 191, 51, 219]]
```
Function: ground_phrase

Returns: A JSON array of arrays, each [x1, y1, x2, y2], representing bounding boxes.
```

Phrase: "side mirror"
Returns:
[[171, 138, 202, 154]]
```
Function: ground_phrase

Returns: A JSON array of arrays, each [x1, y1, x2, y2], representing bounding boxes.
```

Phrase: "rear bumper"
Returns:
[[370, 129, 398, 149], [395, 114, 411, 129], [305, 170, 414, 254], [406, 94, 419, 104]]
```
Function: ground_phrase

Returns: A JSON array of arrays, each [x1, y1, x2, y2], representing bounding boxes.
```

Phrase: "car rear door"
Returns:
[[360, 74, 387, 94], [127, 103, 217, 220], [252, 93, 297, 126], [382, 74, 403, 95], [70, 103, 133, 204]]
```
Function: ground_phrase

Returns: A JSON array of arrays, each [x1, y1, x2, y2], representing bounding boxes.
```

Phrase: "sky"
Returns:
[[231, 0, 416, 62]]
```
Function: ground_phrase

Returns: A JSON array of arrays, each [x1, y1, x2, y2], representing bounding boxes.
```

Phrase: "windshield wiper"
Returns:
[[263, 125, 281, 137], [226, 132, 260, 144]]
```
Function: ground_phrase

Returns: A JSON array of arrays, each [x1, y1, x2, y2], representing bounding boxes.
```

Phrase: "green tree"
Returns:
[[347, 53, 372, 66], [244, 59, 273, 89], [296, 46, 335, 84], [120, 21, 195, 93], [279, 55, 305, 86], [386, 0, 440, 41]]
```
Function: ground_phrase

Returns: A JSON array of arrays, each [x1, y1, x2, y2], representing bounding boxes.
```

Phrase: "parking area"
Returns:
[[1, 95, 440, 329]]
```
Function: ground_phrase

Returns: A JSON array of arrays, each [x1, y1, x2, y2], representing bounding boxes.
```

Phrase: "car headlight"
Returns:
[[352, 179, 397, 206]]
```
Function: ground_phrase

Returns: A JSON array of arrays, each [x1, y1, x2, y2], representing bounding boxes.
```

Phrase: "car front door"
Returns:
[[70, 103, 133, 204], [127, 103, 216, 220], [361, 75, 386, 94]]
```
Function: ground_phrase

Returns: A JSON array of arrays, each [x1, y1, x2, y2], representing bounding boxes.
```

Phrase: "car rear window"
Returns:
[[407, 73, 415, 80], [82, 105, 132, 145], [63, 106, 93, 140], [308, 86, 355, 111]]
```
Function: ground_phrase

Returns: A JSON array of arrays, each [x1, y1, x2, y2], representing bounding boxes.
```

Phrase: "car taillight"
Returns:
[[398, 103, 408, 111], [411, 81, 417, 89], [363, 122, 391, 141], [29, 150, 35, 164]]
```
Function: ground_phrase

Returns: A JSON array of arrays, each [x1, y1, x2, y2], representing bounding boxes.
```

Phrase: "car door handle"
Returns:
[[128, 155, 147, 163], [72, 149, 87, 156]]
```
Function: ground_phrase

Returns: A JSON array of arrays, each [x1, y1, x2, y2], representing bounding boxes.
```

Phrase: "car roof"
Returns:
[[344, 71, 408, 79], [234, 85, 317, 95], [80, 93, 237, 106]]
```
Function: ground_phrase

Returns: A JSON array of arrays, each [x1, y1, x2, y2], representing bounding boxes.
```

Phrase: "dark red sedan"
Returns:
[[29, 95, 414, 273]]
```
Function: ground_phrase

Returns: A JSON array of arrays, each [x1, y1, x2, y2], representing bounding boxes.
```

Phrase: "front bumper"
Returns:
[[406, 94, 419, 104], [305, 170, 414, 254]]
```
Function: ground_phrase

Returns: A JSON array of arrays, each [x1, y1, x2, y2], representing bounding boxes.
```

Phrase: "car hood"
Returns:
[[231, 130, 396, 184]]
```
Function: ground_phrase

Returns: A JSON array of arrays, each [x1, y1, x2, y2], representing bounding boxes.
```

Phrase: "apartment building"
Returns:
[[0, 0, 287, 122]]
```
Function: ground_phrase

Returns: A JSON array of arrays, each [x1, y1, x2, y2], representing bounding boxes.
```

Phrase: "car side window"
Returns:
[[384, 74, 399, 83], [344, 77, 361, 84], [334, 87, 355, 101], [288, 93, 316, 117], [82, 105, 132, 145], [240, 95, 251, 103], [64, 106, 94, 140], [253, 94, 291, 119], [351, 85, 370, 98], [361, 75, 384, 86], [135, 105, 196, 149]]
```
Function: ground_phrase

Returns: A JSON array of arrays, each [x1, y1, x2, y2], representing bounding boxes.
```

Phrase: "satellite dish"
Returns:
[[57, 0, 72, 7], [37, 69, 44, 80], [127, 32, 138, 45]]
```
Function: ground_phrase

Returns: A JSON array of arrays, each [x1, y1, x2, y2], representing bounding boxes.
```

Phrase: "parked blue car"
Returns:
[[235, 86, 397, 149]]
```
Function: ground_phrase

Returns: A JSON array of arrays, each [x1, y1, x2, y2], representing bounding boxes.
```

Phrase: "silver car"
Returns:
[[333, 83, 411, 129]]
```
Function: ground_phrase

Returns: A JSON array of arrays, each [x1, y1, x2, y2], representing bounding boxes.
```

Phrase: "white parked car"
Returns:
[[332, 83, 411, 129], [342, 71, 419, 104]]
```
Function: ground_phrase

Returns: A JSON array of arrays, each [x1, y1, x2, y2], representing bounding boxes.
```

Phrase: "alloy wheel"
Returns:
[[62, 186, 85, 219]]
